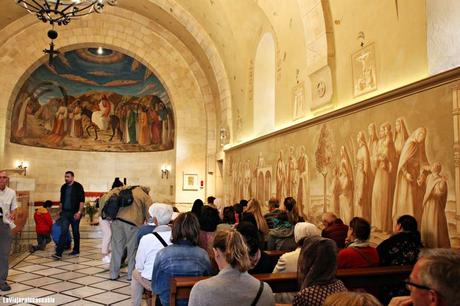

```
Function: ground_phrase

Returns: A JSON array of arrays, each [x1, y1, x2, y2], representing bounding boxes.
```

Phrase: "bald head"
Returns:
[[322, 212, 337, 227]]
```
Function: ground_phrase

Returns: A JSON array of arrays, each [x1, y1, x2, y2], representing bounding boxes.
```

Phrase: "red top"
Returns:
[[34, 207, 53, 235], [337, 246, 380, 269]]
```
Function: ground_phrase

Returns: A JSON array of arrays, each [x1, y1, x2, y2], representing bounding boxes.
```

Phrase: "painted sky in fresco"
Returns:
[[27, 48, 169, 104]]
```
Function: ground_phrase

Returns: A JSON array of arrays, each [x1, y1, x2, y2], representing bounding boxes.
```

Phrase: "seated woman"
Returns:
[[191, 199, 204, 219], [377, 215, 422, 266], [189, 229, 275, 306], [217, 206, 236, 231], [273, 222, 321, 304], [282, 196, 304, 225], [198, 205, 221, 257], [151, 212, 212, 306], [337, 217, 379, 268], [242, 199, 269, 239], [237, 221, 276, 274], [293, 236, 347, 306]]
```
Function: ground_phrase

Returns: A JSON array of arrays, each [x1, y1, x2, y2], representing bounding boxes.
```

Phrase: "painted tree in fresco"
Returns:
[[315, 124, 335, 212]]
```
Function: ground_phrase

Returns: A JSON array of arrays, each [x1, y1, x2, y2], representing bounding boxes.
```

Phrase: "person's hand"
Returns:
[[74, 211, 82, 220], [406, 173, 414, 182], [388, 296, 413, 306]]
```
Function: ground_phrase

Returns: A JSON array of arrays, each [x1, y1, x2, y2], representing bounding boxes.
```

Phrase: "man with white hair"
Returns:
[[389, 248, 460, 306], [0, 171, 17, 291], [131, 203, 173, 306]]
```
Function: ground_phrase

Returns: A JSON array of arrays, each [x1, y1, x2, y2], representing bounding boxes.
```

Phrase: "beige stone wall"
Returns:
[[0, 8, 219, 203]]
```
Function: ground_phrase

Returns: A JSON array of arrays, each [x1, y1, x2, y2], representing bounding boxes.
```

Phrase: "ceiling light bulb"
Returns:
[[97, 47, 103, 55]]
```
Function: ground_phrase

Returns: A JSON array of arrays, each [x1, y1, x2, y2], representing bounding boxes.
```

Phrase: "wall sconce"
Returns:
[[15, 160, 29, 176], [161, 164, 171, 179]]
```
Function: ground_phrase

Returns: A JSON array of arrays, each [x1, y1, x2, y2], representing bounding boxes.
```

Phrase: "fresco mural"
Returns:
[[10, 48, 174, 152], [225, 82, 459, 248]]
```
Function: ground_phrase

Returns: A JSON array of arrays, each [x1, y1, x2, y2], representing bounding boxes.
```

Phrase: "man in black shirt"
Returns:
[[53, 171, 85, 259]]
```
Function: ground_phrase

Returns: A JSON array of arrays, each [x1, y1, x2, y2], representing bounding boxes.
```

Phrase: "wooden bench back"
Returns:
[[170, 265, 412, 305]]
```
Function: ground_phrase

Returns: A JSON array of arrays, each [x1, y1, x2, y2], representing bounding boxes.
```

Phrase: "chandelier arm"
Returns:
[[60, 3, 77, 14], [71, 2, 97, 15], [53, 0, 60, 12], [43, 0, 50, 11], [25, 0, 43, 12]]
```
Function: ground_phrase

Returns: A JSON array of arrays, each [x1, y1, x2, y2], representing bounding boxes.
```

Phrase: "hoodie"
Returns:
[[34, 207, 53, 235]]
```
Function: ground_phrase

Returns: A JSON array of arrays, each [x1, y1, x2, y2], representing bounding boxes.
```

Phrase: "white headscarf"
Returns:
[[294, 222, 320, 243]]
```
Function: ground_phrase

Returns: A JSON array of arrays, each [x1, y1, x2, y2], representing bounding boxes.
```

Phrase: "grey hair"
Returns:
[[418, 248, 460, 305]]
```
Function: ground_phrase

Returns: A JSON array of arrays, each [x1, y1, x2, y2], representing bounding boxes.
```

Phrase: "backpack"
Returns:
[[101, 186, 136, 220]]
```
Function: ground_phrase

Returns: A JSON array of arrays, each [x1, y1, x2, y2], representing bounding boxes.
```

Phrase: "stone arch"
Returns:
[[253, 32, 276, 135]]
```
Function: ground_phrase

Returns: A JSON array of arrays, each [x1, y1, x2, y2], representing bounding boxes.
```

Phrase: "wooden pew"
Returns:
[[170, 265, 413, 305]]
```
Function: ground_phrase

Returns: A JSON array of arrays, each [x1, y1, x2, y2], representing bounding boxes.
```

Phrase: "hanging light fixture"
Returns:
[[16, 0, 118, 26], [15, 0, 118, 64]]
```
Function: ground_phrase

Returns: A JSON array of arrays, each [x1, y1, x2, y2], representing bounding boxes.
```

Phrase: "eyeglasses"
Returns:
[[404, 279, 431, 291]]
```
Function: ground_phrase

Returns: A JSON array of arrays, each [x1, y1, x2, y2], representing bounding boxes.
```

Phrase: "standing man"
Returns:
[[53, 171, 85, 259], [0, 170, 17, 291]]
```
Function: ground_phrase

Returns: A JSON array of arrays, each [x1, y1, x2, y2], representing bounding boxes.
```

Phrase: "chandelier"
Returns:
[[16, 0, 118, 64], [16, 0, 118, 25]]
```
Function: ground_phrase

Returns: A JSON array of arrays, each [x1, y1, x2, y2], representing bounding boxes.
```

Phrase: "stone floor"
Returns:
[[3, 229, 147, 305]]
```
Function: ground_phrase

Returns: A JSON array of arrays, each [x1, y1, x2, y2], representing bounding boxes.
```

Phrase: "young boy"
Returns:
[[29, 200, 53, 252]]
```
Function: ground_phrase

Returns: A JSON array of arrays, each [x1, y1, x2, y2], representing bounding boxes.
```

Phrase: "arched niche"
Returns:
[[253, 32, 276, 135]]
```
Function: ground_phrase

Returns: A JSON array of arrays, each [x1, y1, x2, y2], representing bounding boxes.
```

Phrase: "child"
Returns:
[[29, 200, 53, 252]]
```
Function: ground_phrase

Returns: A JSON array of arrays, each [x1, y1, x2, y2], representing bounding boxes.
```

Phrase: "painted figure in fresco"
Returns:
[[330, 166, 341, 216], [394, 117, 410, 161], [138, 106, 150, 145], [120, 105, 129, 144], [92, 96, 111, 131], [255, 153, 265, 201], [127, 105, 138, 144], [392, 127, 429, 226], [239, 162, 245, 200], [354, 131, 372, 221], [296, 146, 309, 218], [338, 146, 353, 224], [148, 105, 161, 145], [243, 160, 252, 200], [419, 162, 450, 248], [16, 96, 32, 138], [51, 104, 68, 136], [232, 161, 239, 203], [367, 123, 379, 176], [276, 150, 287, 203], [70, 102, 83, 138], [158, 102, 169, 146], [287, 146, 297, 197], [371, 123, 396, 232]]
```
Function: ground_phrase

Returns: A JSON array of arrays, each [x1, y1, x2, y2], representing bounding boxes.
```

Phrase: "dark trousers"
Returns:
[[56, 211, 80, 256], [0, 222, 11, 284], [32, 234, 51, 251]]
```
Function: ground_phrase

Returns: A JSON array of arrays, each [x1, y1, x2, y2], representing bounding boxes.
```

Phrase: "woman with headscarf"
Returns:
[[293, 236, 347, 306], [273, 222, 321, 304]]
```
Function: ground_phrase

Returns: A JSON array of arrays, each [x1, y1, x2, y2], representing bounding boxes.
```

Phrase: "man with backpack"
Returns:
[[131, 203, 173, 306], [108, 185, 152, 281]]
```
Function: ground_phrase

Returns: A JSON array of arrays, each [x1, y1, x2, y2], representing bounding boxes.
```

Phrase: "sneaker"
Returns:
[[102, 255, 111, 264], [52, 254, 62, 260], [0, 282, 11, 291], [68, 251, 79, 256]]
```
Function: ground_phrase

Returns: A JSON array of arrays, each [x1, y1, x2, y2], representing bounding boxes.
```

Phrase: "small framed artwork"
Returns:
[[183, 173, 199, 191], [292, 81, 306, 120]]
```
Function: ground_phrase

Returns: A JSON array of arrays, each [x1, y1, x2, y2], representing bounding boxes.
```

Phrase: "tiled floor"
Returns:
[[3, 238, 147, 306]]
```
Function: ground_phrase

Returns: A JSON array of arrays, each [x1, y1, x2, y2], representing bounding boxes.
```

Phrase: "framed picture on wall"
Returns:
[[183, 173, 199, 191]]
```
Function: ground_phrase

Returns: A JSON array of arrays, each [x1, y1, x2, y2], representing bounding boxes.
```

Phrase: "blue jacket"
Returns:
[[152, 240, 212, 306]]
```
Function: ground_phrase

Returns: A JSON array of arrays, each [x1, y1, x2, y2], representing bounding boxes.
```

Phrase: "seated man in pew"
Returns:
[[389, 248, 460, 306]]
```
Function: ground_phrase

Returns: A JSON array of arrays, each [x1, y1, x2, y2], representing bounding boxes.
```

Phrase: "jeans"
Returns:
[[0, 222, 11, 284], [32, 234, 51, 251], [56, 211, 80, 256]]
